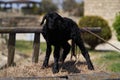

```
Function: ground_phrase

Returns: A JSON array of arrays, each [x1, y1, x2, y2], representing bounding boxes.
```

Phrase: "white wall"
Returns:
[[16, 33, 45, 42]]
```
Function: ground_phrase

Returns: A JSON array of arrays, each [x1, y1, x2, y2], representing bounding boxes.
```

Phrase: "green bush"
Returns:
[[113, 13, 120, 41], [79, 16, 112, 50], [40, 0, 58, 14]]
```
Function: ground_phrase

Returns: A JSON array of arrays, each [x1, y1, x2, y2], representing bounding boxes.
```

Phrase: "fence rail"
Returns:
[[0, 27, 101, 67], [0, 27, 42, 33]]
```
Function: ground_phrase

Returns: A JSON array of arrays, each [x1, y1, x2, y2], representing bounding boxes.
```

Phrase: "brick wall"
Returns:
[[84, 0, 120, 25]]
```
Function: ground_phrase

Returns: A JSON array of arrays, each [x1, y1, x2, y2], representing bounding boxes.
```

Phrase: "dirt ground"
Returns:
[[0, 53, 108, 78], [0, 53, 120, 80]]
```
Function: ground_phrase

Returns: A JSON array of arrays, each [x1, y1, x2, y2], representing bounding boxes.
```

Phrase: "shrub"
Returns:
[[40, 0, 58, 13], [113, 13, 120, 41], [79, 16, 112, 50]]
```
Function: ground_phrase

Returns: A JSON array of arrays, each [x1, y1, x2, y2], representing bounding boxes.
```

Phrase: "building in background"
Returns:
[[84, 0, 120, 26]]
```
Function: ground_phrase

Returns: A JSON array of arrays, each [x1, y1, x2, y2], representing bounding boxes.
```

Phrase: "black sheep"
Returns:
[[41, 12, 94, 73]]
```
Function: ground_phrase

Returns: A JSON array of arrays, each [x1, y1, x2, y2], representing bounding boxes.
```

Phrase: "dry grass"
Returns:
[[0, 56, 105, 78], [0, 62, 101, 77]]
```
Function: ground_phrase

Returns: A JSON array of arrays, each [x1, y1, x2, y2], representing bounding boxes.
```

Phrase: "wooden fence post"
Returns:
[[7, 33, 16, 66], [32, 33, 40, 63]]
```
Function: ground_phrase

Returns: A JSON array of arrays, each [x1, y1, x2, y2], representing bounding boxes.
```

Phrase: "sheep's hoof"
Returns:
[[41, 64, 48, 69], [41, 66, 45, 69], [88, 65, 94, 70], [52, 65, 59, 73], [52, 68, 59, 74]]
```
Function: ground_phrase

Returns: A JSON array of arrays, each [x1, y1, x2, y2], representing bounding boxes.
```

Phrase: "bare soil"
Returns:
[[0, 53, 106, 78]]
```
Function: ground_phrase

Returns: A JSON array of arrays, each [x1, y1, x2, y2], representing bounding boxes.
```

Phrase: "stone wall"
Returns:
[[84, 0, 120, 25]]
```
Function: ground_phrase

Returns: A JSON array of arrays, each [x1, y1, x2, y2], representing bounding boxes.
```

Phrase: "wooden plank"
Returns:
[[0, 27, 43, 33], [32, 33, 40, 63], [0, 27, 101, 33], [0, 73, 120, 80], [68, 73, 120, 80], [7, 33, 16, 66], [0, 77, 67, 80]]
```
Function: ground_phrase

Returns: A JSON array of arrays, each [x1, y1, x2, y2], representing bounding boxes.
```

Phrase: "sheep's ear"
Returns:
[[58, 15, 64, 22], [40, 15, 47, 25]]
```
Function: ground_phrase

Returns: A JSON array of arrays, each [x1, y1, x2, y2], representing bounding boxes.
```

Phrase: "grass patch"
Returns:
[[103, 52, 120, 60], [109, 63, 120, 72], [16, 40, 46, 56], [40, 42, 47, 53], [102, 52, 120, 72], [91, 51, 120, 72], [16, 40, 33, 55]]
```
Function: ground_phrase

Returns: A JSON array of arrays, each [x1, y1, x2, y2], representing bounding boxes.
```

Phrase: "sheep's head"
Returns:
[[41, 12, 63, 29]]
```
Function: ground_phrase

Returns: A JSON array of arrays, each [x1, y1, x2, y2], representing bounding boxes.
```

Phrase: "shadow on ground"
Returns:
[[49, 61, 87, 74]]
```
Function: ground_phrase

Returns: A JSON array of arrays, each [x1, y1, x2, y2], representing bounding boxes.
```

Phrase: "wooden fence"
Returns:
[[0, 27, 101, 67]]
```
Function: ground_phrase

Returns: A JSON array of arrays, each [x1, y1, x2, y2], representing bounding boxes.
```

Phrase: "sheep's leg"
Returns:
[[71, 40, 77, 60], [73, 34, 94, 70], [42, 43, 51, 68], [77, 41, 94, 70], [52, 46, 60, 73], [61, 42, 70, 63]]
